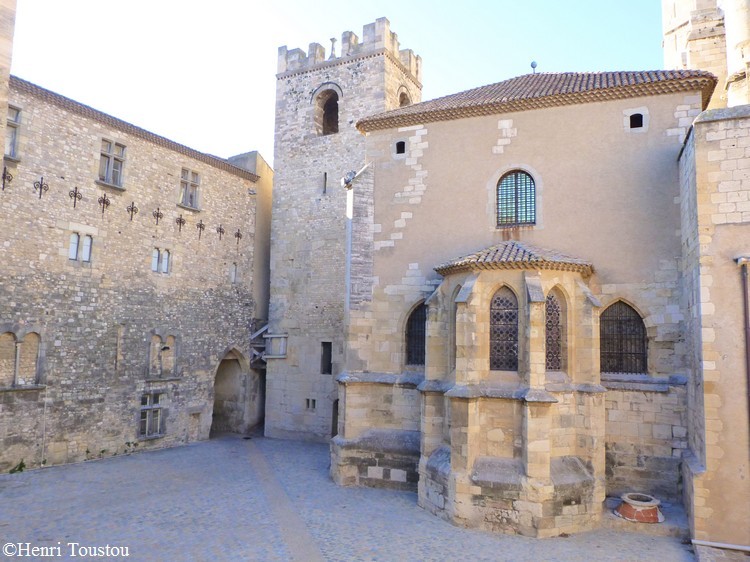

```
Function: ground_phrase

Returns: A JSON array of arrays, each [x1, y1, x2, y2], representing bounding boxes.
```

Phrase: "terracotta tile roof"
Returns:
[[434, 240, 593, 277], [9, 76, 259, 182], [358, 70, 717, 132]]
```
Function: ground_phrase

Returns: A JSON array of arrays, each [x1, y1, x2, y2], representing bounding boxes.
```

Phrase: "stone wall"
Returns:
[[604, 379, 688, 500], [0, 78, 265, 471], [679, 106, 750, 546]]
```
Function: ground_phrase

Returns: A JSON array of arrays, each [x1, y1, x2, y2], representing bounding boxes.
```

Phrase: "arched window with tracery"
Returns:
[[497, 170, 536, 227], [406, 303, 427, 366], [600, 301, 647, 373], [490, 287, 518, 370], [545, 291, 566, 371]]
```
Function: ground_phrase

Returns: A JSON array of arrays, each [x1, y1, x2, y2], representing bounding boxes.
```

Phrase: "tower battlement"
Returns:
[[277, 17, 421, 83]]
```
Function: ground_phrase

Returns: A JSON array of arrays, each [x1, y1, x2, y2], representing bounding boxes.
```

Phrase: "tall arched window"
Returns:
[[497, 170, 536, 227], [490, 287, 518, 370], [545, 291, 566, 371], [406, 303, 427, 366], [0, 332, 15, 387], [399, 91, 411, 107], [316, 90, 339, 135], [600, 301, 647, 373]]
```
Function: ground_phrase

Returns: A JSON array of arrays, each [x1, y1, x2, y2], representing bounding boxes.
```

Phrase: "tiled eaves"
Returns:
[[276, 48, 422, 90], [435, 259, 593, 277], [9, 75, 260, 183], [435, 241, 594, 277], [358, 71, 717, 133]]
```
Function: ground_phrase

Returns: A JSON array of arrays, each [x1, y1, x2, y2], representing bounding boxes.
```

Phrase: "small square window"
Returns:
[[629, 113, 644, 129], [396, 141, 406, 154]]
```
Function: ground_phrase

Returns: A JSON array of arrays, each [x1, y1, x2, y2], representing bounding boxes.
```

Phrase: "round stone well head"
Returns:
[[614, 492, 665, 524]]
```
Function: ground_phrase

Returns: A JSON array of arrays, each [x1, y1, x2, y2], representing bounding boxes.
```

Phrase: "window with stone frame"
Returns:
[[98, 139, 125, 187], [496, 170, 536, 227], [151, 248, 170, 274], [600, 301, 647, 374], [149, 335, 176, 377], [405, 303, 427, 366], [68, 233, 93, 263], [139, 392, 164, 438], [179, 168, 200, 208], [490, 286, 518, 370], [5, 106, 20, 159], [0, 332, 16, 387], [545, 291, 566, 371], [0, 331, 40, 387]]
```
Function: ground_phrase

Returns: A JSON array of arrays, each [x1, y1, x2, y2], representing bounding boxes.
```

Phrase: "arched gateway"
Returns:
[[211, 348, 265, 435]]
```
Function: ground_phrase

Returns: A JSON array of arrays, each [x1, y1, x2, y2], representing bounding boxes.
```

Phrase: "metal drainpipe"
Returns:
[[736, 256, 750, 427]]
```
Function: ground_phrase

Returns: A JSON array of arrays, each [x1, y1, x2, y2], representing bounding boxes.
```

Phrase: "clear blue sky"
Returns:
[[11, 1, 665, 165]]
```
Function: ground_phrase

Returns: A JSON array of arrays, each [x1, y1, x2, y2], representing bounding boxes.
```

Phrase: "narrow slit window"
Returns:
[[69, 233, 80, 260], [160, 250, 170, 274], [151, 249, 160, 272], [321, 342, 332, 374], [406, 303, 427, 366], [81, 235, 93, 263]]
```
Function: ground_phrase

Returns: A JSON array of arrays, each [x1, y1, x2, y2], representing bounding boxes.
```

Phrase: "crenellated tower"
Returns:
[[663, 0, 750, 107], [265, 18, 422, 441]]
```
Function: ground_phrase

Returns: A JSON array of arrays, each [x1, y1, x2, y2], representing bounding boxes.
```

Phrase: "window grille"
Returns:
[[497, 170, 536, 227], [490, 287, 518, 370], [600, 301, 647, 373], [406, 304, 426, 366], [545, 292, 564, 370]]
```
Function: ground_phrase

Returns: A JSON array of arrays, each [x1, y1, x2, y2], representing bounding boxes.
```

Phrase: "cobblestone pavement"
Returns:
[[0, 434, 695, 562]]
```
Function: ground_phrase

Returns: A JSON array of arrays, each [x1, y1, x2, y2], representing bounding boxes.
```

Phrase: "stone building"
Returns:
[[0, 0, 748, 554], [0, 0, 272, 471], [270, 2, 749, 552]]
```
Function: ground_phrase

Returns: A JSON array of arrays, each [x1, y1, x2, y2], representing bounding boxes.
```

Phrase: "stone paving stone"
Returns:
[[0, 434, 696, 561]]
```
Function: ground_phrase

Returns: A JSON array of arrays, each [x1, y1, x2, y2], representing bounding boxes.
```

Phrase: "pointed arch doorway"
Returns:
[[210, 348, 265, 436]]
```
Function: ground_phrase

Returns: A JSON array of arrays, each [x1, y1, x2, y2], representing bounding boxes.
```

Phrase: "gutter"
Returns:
[[736, 256, 750, 430]]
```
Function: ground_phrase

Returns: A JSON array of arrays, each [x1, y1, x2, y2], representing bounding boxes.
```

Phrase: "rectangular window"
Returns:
[[99, 140, 126, 187], [5, 106, 20, 158], [179, 168, 200, 208], [139, 393, 163, 438], [151, 249, 160, 272], [152, 248, 170, 274], [305, 398, 317, 410], [230, 263, 238, 284], [68, 233, 80, 260], [68, 233, 94, 263], [321, 342, 332, 374], [160, 250, 170, 274], [81, 235, 93, 262]]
